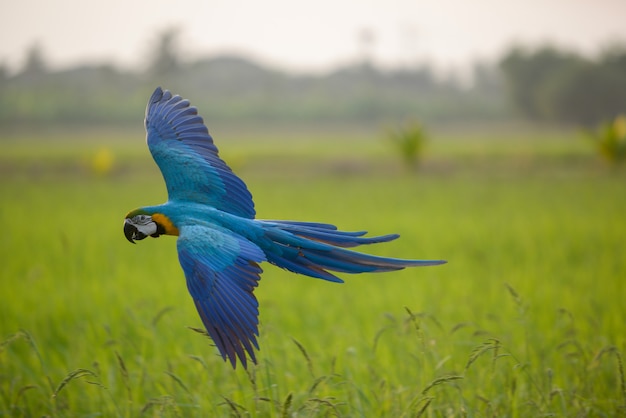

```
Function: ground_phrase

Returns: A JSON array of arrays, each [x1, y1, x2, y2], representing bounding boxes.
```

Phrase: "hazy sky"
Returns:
[[2, 0, 626, 74]]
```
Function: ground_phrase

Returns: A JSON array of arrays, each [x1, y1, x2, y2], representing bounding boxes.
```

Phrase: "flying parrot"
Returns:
[[123, 87, 446, 369]]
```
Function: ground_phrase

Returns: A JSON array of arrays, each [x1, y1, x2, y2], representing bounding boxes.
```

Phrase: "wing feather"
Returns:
[[145, 87, 255, 218], [177, 224, 265, 368]]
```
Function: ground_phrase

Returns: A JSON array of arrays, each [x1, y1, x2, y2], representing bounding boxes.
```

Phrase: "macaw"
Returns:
[[123, 87, 445, 369]]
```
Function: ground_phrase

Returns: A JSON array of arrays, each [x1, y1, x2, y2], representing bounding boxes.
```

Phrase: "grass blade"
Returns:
[[52, 369, 98, 398], [421, 375, 464, 395], [292, 338, 315, 378]]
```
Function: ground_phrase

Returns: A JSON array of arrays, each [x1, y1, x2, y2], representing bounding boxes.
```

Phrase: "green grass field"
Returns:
[[1, 128, 625, 417]]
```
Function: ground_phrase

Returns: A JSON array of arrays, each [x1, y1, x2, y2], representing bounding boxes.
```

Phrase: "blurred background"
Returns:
[[1, 0, 625, 132], [2, 1, 626, 416]]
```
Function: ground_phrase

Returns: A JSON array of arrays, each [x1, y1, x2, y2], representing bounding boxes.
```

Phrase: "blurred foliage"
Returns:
[[585, 115, 626, 166], [1, 32, 625, 130], [500, 45, 626, 127], [21, 43, 48, 76], [0, 60, 509, 129], [0, 31, 508, 129], [385, 120, 427, 169], [148, 27, 182, 78]]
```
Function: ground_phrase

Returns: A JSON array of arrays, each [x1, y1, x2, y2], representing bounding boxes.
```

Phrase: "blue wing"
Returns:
[[145, 87, 255, 218], [177, 224, 266, 368]]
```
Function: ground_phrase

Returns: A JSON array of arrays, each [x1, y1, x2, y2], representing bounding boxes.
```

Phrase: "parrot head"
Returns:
[[124, 214, 160, 243], [123, 209, 176, 244]]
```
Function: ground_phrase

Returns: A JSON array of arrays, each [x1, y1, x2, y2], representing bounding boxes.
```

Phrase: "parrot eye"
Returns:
[[133, 215, 152, 224]]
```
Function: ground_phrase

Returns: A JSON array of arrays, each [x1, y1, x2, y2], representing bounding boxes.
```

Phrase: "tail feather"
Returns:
[[260, 220, 445, 282], [265, 219, 399, 247]]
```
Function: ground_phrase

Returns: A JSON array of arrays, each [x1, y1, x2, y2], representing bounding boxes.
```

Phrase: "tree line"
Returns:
[[1, 30, 624, 129], [500, 45, 626, 127]]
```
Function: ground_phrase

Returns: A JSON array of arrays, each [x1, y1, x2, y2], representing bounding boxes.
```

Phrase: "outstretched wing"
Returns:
[[145, 87, 255, 219], [177, 224, 266, 369]]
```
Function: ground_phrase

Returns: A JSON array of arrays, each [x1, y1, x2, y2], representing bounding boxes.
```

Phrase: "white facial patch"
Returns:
[[132, 215, 158, 236], [135, 221, 158, 236]]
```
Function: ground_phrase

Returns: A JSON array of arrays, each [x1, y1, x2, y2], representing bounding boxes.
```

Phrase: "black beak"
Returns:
[[124, 217, 158, 244], [124, 219, 137, 243], [124, 219, 151, 244]]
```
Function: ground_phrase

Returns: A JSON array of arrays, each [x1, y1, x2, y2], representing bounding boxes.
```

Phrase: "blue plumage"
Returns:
[[124, 87, 445, 369], [145, 88, 255, 218]]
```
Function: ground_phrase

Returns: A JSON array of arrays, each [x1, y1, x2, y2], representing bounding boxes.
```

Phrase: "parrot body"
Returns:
[[123, 88, 445, 368]]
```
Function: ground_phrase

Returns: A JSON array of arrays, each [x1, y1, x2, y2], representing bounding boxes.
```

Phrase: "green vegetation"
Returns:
[[1, 128, 625, 417], [0, 29, 504, 129], [385, 120, 428, 169], [4, 33, 625, 131], [500, 45, 626, 126], [0, 59, 508, 129], [585, 115, 626, 166]]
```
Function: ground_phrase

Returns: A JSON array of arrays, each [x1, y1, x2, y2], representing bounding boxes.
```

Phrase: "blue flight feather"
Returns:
[[126, 88, 446, 369], [145, 87, 255, 218], [178, 224, 265, 368]]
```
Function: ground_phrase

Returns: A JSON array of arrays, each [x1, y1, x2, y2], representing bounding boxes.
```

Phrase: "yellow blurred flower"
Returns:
[[92, 147, 115, 176], [613, 115, 626, 139]]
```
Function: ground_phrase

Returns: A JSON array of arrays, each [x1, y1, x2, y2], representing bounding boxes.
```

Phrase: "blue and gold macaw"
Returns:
[[123, 87, 445, 368]]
